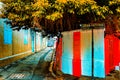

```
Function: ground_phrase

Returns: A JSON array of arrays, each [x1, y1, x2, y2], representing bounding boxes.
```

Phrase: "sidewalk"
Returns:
[[0, 47, 53, 80]]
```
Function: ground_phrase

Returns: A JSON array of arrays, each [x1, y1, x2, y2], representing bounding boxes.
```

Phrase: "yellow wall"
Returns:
[[0, 29, 32, 67], [0, 27, 3, 58], [12, 29, 32, 54], [0, 25, 48, 67], [35, 32, 47, 52]]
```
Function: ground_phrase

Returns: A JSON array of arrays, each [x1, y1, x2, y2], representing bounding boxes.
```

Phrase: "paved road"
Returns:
[[0, 47, 120, 80], [0, 48, 53, 80]]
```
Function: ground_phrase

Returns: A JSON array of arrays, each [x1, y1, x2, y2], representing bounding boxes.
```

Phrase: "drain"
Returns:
[[9, 72, 31, 79], [9, 73, 25, 79]]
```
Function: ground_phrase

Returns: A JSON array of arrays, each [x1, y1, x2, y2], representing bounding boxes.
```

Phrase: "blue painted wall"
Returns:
[[3, 19, 12, 44]]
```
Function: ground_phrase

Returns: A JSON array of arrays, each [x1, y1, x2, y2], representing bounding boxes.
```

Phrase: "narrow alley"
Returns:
[[0, 48, 54, 80], [0, 47, 120, 80], [0, 0, 120, 80]]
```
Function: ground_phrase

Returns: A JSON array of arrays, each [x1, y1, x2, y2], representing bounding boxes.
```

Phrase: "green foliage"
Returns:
[[0, 0, 33, 29], [109, 0, 120, 14], [0, 0, 119, 31]]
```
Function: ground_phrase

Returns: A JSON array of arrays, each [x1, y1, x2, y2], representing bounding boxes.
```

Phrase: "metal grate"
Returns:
[[9, 72, 31, 80]]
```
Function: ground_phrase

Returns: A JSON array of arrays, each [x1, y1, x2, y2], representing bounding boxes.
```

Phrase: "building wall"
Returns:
[[42, 37, 48, 49], [0, 26, 4, 58], [12, 29, 32, 54], [35, 32, 41, 52], [0, 19, 12, 59], [0, 18, 47, 67]]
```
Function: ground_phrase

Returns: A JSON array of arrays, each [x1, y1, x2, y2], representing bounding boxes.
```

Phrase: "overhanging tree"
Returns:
[[0, 0, 119, 33], [0, 0, 35, 30], [0, 0, 120, 77]]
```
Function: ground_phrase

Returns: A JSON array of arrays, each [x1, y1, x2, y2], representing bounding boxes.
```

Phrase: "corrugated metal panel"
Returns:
[[105, 36, 110, 75], [109, 37, 114, 70], [119, 40, 120, 65], [62, 31, 73, 58], [81, 30, 92, 60], [105, 35, 120, 75], [113, 37, 119, 67], [73, 59, 81, 77], [94, 60, 105, 77], [81, 60, 92, 76], [94, 29, 104, 60], [93, 29, 105, 78], [61, 57, 73, 75], [73, 31, 81, 77], [61, 31, 73, 75], [81, 30, 92, 76], [73, 32, 81, 59]]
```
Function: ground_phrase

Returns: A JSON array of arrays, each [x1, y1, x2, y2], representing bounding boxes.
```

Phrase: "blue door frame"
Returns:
[[30, 29, 35, 52]]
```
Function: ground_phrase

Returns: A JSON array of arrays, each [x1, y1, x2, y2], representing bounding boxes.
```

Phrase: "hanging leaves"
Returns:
[[0, 0, 119, 32], [109, 0, 120, 14]]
